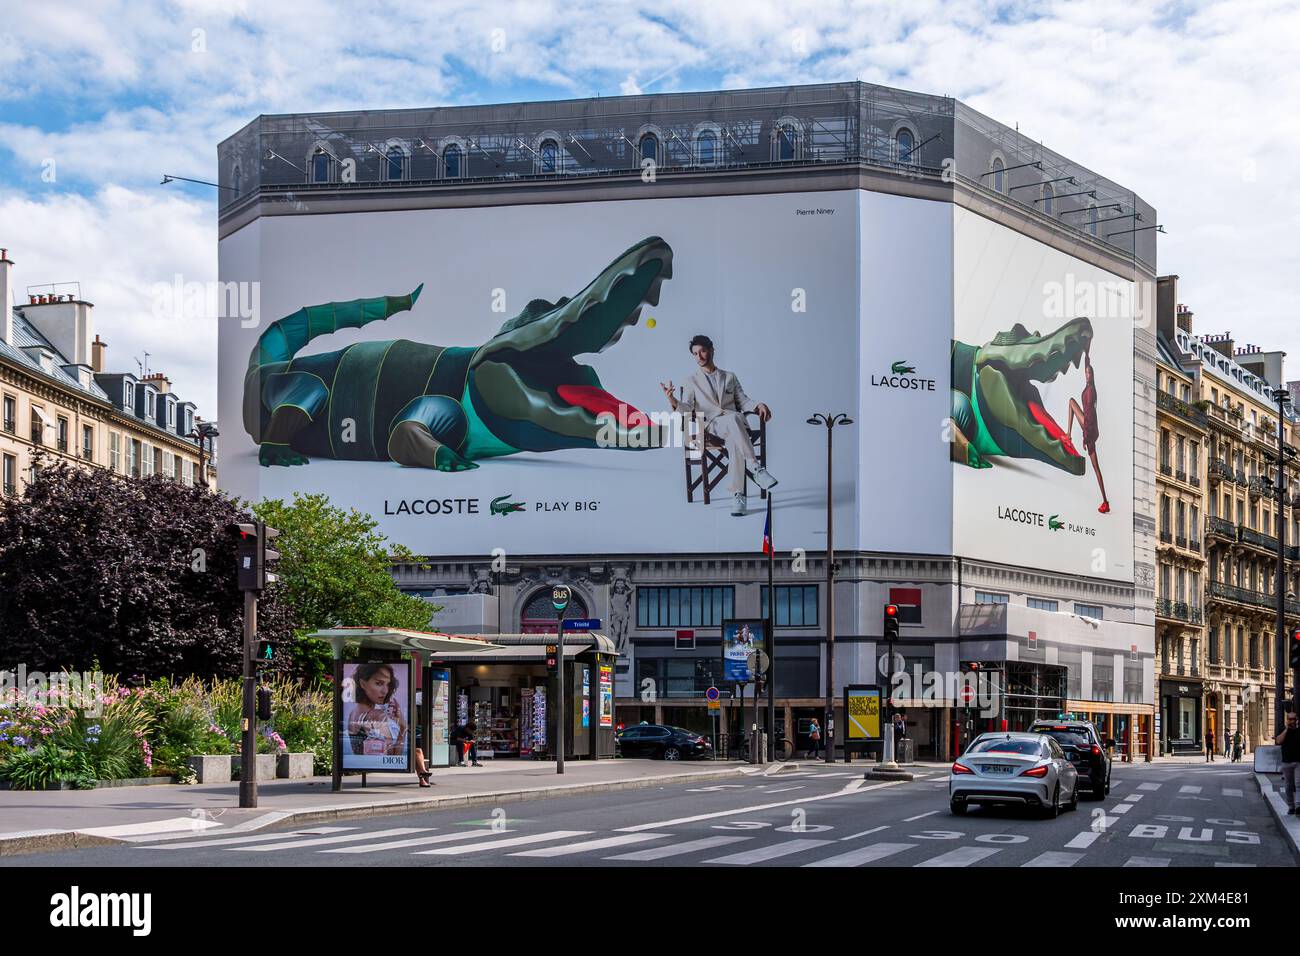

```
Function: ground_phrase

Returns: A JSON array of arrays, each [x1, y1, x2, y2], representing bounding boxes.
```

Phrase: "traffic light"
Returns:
[[883, 603, 900, 641], [253, 639, 275, 664], [1290, 627, 1300, 670], [256, 686, 273, 721], [228, 520, 281, 591]]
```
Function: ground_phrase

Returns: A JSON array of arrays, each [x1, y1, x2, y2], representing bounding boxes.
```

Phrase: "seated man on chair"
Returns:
[[661, 334, 777, 516]]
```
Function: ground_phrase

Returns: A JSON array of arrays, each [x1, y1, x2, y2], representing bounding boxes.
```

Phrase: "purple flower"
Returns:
[[12, 735, 27, 747]]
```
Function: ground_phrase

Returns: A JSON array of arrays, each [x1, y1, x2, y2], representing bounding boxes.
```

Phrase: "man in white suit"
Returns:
[[661, 334, 778, 515]]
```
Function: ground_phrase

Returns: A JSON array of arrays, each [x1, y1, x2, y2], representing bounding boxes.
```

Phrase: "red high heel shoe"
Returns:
[[1098, 501, 1110, 514]]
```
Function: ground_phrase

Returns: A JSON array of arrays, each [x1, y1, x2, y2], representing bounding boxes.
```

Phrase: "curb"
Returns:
[[0, 829, 123, 858], [0, 764, 752, 856], [1253, 771, 1300, 865]]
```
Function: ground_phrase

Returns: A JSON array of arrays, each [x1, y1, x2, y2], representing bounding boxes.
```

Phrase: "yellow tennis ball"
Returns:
[[646, 317, 657, 329]]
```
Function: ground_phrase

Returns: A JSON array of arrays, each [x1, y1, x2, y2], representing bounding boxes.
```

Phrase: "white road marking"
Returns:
[[1138, 782, 1162, 791], [915, 847, 1000, 867], [1110, 804, 1133, 815], [805, 842, 916, 867], [1223, 788, 1243, 797], [1214, 862, 1255, 867], [135, 827, 354, 850], [232, 827, 432, 852], [1065, 831, 1101, 849], [606, 836, 750, 861], [415, 830, 591, 856], [706, 839, 835, 865], [760, 786, 806, 794], [1179, 785, 1202, 794], [79, 817, 223, 838], [616, 779, 900, 832], [1125, 793, 1144, 802], [324, 829, 508, 854], [511, 833, 669, 858], [1023, 851, 1084, 867], [904, 810, 941, 822], [841, 826, 890, 841], [1123, 856, 1171, 867]]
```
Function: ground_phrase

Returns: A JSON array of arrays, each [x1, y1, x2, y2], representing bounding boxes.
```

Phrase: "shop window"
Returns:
[[1092, 656, 1115, 702], [760, 585, 818, 627]]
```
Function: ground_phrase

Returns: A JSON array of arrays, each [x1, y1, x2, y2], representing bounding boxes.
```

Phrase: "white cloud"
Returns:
[[0, 0, 1297, 391]]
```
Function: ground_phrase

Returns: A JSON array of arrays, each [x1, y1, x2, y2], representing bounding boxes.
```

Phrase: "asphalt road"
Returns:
[[9, 759, 1292, 868]]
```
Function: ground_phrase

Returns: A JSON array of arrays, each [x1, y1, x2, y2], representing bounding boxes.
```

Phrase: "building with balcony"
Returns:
[[1156, 275, 1300, 755], [1154, 328, 1209, 753], [0, 249, 214, 499]]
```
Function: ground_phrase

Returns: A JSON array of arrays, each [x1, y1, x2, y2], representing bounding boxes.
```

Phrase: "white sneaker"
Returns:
[[731, 493, 746, 516], [752, 466, 779, 491]]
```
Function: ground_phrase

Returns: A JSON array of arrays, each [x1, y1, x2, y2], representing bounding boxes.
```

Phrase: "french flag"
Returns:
[[761, 507, 773, 556]]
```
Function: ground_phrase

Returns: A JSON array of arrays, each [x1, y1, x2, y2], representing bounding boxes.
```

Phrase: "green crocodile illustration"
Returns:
[[1048, 515, 1065, 530], [490, 494, 526, 516], [242, 237, 673, 470], [891, 360, 915, 375], [950, 317, 1093, 474]]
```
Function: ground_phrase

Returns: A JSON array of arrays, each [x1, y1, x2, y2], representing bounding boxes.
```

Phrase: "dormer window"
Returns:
[[124, 383, 134, 410], [166, 400, 176, 428], [146, 392, 155, 418]]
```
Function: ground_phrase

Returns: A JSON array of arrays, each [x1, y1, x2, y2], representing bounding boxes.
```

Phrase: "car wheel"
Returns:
[[663, 746, 681, 761], [950, 799, 967, 816], [1067, 782, 1079, 812], [1044, 784, 1061, 819], [1104, 774, 1111, 796]]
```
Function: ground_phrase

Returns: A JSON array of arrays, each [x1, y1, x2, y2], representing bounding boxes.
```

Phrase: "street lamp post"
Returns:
[[190, 421, 219, 488], [808, 412, 853, 764]]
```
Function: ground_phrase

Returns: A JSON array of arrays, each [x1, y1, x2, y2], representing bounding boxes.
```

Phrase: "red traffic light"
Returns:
[[884, 603, 899, 617], [1292, 628, 1300, 641]]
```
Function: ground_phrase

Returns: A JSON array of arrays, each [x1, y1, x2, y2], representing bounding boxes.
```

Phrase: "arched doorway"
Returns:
[[520, 587, 589, 634]]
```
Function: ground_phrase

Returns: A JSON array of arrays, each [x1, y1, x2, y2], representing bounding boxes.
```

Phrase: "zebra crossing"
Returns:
[[128, 818, 1254, 867]]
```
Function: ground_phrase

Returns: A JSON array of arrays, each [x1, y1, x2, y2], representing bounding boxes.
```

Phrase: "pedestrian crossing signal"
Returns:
[[253, 639, 275, 664]]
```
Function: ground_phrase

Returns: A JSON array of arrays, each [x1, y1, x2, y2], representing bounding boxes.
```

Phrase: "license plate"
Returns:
[[981, 765, 1013, 774]]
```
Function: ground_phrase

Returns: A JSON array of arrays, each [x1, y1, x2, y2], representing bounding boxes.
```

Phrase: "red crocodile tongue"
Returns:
[[1027, 399, 1079, 457], [556, 384, 648, 427]]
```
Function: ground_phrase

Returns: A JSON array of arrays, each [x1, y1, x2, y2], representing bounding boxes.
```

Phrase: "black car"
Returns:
[[1028, 720, 1111, 799], [615, 724, 712, 760]]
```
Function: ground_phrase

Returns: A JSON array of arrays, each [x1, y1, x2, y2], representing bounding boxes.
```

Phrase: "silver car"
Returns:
[[949, 732, 1079, 817]]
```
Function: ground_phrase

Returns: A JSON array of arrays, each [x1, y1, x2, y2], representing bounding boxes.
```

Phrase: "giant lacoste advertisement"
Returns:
[[218, 191, 930, 556], [949, 207, 1136, 583]]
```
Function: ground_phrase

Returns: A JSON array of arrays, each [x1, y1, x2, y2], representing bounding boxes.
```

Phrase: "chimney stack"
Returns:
[[142, 372, 171, 394], [92, 334, 107, 373], [0, 248, 12, 346]]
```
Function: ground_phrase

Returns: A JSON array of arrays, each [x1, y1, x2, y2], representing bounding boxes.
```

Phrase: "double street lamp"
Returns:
[[807, 412, 853, 763]]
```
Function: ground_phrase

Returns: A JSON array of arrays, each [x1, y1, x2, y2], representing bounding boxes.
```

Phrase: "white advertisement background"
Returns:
[[857, 191, 954, 558], [218, 192, 863, 556], [951, 207, 1136, 582]]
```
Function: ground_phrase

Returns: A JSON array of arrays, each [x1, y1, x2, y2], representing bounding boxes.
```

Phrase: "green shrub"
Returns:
[[0, 744, 95, 790]]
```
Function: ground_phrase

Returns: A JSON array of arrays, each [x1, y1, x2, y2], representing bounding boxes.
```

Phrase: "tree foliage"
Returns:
[[252, 493, 434, 681], [0, 455, 295, 680]]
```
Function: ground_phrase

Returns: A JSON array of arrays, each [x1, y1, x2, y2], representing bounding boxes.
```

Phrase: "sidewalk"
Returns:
[[0, 758, 757, 856]]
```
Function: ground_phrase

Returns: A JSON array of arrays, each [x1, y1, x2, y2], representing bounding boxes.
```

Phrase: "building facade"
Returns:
[[1156, 276, 1300, 756], [218, 82, 1159, 761], [0, 250, 213, 497]]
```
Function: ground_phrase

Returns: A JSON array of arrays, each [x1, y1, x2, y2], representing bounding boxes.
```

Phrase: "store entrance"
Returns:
[[454, 664, 549, 759]]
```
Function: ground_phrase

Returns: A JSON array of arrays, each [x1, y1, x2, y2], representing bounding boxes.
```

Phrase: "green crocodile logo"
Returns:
[[891, 360, 916, 375], [1048, 514, 1065, 531], [490, 494, 526, 516]]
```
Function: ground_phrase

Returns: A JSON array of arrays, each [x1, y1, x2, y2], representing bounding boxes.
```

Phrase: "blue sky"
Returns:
[[2, 0, 1298, 412]]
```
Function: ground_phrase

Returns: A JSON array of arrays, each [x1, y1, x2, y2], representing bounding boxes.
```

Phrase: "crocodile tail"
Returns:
[[247, 285, 423, 370]]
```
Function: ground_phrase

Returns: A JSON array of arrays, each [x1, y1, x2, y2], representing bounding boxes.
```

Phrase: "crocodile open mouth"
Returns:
[[470, 237, 673, 446]]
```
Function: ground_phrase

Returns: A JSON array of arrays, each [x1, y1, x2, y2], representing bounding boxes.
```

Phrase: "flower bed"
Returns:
[[0, 674, 334, 789]]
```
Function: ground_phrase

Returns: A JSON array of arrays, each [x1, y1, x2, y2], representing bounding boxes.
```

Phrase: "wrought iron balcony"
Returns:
[[1, 418, 13, 434], [1156, 598, 1203, 624], [1208, 580, 1253, 605], [56, 438, 68, 453], [1175, 469, 1188, 483], [1288, 545, 1300, 562], [1157, 390, 1209, 428], [1206, 516, 1237, 540], [1189, 538, 1203, 553], [1159, 463, 1173, 477], [1236, 469, 1248, 485], [1175, 535, 1188, 550], [1239, 526, 1279, 552], [2, 482, 14, 497], [30, 426, 43, 445], [1159, 531, 1173, 544], [1209, 459, 1234, 483], [1248, 476, 1265, 499]]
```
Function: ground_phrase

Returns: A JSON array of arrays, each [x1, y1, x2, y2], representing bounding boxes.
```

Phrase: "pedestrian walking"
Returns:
[[1232, 729, 1243, 763], [892, 712, 906, 744], [1275, 711, 1300, 814], [806, 718, 822, 760]]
